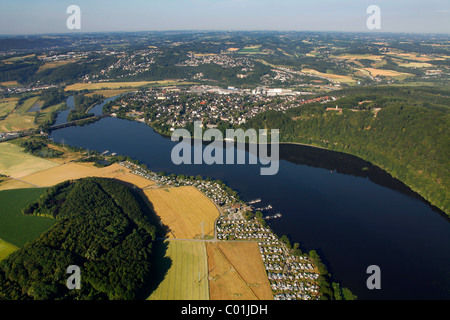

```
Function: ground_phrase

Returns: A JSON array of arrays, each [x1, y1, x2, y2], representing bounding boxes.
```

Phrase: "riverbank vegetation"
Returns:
[[67, 93, 104, 121]]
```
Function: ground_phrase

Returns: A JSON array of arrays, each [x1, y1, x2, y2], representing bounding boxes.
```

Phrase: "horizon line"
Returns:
[[1, 29, 450, 37]]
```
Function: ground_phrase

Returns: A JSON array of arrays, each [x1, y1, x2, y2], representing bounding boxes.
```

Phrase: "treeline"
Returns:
[[242, 86, 450, 215], [0, 60, 39, 83], [308, 250, 357, 300], [0, 54, 117, 85], [277, 235, 357, 300], [0, 177, 156, 300], [34, 55, 117, 84], [40, 88, 66, 109], [316, 86, 450, 113], [20, 139, 63, 158]]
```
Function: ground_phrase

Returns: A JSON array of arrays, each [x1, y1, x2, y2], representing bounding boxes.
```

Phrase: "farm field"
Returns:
[[0, 95, 65, 133], [0, 112, 35, 132], [396, 62, 434, 68], [0, 81, 20, 87], [0, 142, 58, 178], [335, 54, 384, 61], [0, 188, 55, 247], [363, 68, 413, 79], [0, 238, 18, 261], [37, 60, 76, 72], [1, 54, 35, 62], [15, 96, 39, 113], [147, 240, 209, 300], [19, 162, 153, 188], [0, 97, 18, 117], [301, 68, 357, 84], [207, 242, 273, 300], [386, 52, 434, 61], [144, 186, 219, 239], [65, 80, 194, 91], [85, 89, 133, 98], [0, 178, 36, 191]]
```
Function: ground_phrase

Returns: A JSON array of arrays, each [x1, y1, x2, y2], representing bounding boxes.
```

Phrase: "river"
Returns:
[[49, 96, 450, 300]]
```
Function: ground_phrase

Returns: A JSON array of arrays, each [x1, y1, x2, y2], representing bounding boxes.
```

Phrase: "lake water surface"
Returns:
[[49, 97, 450, 300]]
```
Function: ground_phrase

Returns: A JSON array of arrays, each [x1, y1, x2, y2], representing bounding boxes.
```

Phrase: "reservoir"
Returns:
[[49, 97, 450, 300]]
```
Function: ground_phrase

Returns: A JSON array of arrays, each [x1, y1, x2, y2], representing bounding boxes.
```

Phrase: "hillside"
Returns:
[[0, 177, 156, 300], [243, 86, 450, 215]]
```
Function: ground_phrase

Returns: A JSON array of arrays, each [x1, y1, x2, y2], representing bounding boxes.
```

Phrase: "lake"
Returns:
[[49, 97, 450, 300]]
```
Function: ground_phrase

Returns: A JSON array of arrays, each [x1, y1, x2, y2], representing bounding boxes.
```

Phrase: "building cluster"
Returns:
[[0, 132, 20, 141], [84, 49, 159, 81], [216, 216, 321, 300], [0, 84, 58, 94], [118, 160, 320, 300], [216, 218, 276, 241], [38, 51, 88, 62], [111, 87, 338, 130], [176, 53, 254, 69]]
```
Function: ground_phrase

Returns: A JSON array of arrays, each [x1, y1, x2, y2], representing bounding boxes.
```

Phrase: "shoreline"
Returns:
[[50, 109, 449, 217]]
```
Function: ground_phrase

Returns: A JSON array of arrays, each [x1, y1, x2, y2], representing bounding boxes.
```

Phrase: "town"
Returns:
[[105, 86, 337, 134], [118, 160, 321, 300]]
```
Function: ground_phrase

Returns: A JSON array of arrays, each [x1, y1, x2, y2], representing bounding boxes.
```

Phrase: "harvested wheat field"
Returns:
[[364, 68, 413, 78], [65, 80, 192, 91], [207, 242, 273, 300], [20, 162, 152, 188], [301, 68, 357, 84], [0, 142, 58, 178], [0, 178, 37, 191], [144, 186, 219, 239]]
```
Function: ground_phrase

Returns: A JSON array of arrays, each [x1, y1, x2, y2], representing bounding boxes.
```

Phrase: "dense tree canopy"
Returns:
[[0, 177, 156, 300], [242, 86, 450, 215]]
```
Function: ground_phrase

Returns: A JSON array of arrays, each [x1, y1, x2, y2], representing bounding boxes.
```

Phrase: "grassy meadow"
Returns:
[[147, 240, 209, 300], [0, 238, 19, 261], [0, 188, 55, 247], [0, 142, 58, 178], [0, 96, 66, 133]]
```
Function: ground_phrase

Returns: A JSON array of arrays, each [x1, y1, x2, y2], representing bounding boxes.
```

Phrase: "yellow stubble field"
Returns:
[[0, 142, 59, 178], [65, 80, 194, 92], [363, 68, 413, 78], [144, 186, 219, 239], [18, 162, 154, 188], [207, 242, 273, 300]]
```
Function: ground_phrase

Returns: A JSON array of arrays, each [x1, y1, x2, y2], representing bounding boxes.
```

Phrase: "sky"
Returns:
[[0, 0, 449, 35]]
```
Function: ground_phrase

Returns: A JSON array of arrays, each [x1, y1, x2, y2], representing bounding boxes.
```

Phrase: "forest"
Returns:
[[241, 86, 450, 215], [0, 177, 156, 300]]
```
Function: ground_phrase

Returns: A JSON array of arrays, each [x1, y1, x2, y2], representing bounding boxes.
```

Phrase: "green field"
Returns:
[[0, 188, 56, 247], [0, 98, 18, 117], [16, 96, 39, 113], [0, 238, 18, 261], [147, 240, 209, 300], [0, 94, 66, 133], [0, 142, 58, 178]]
